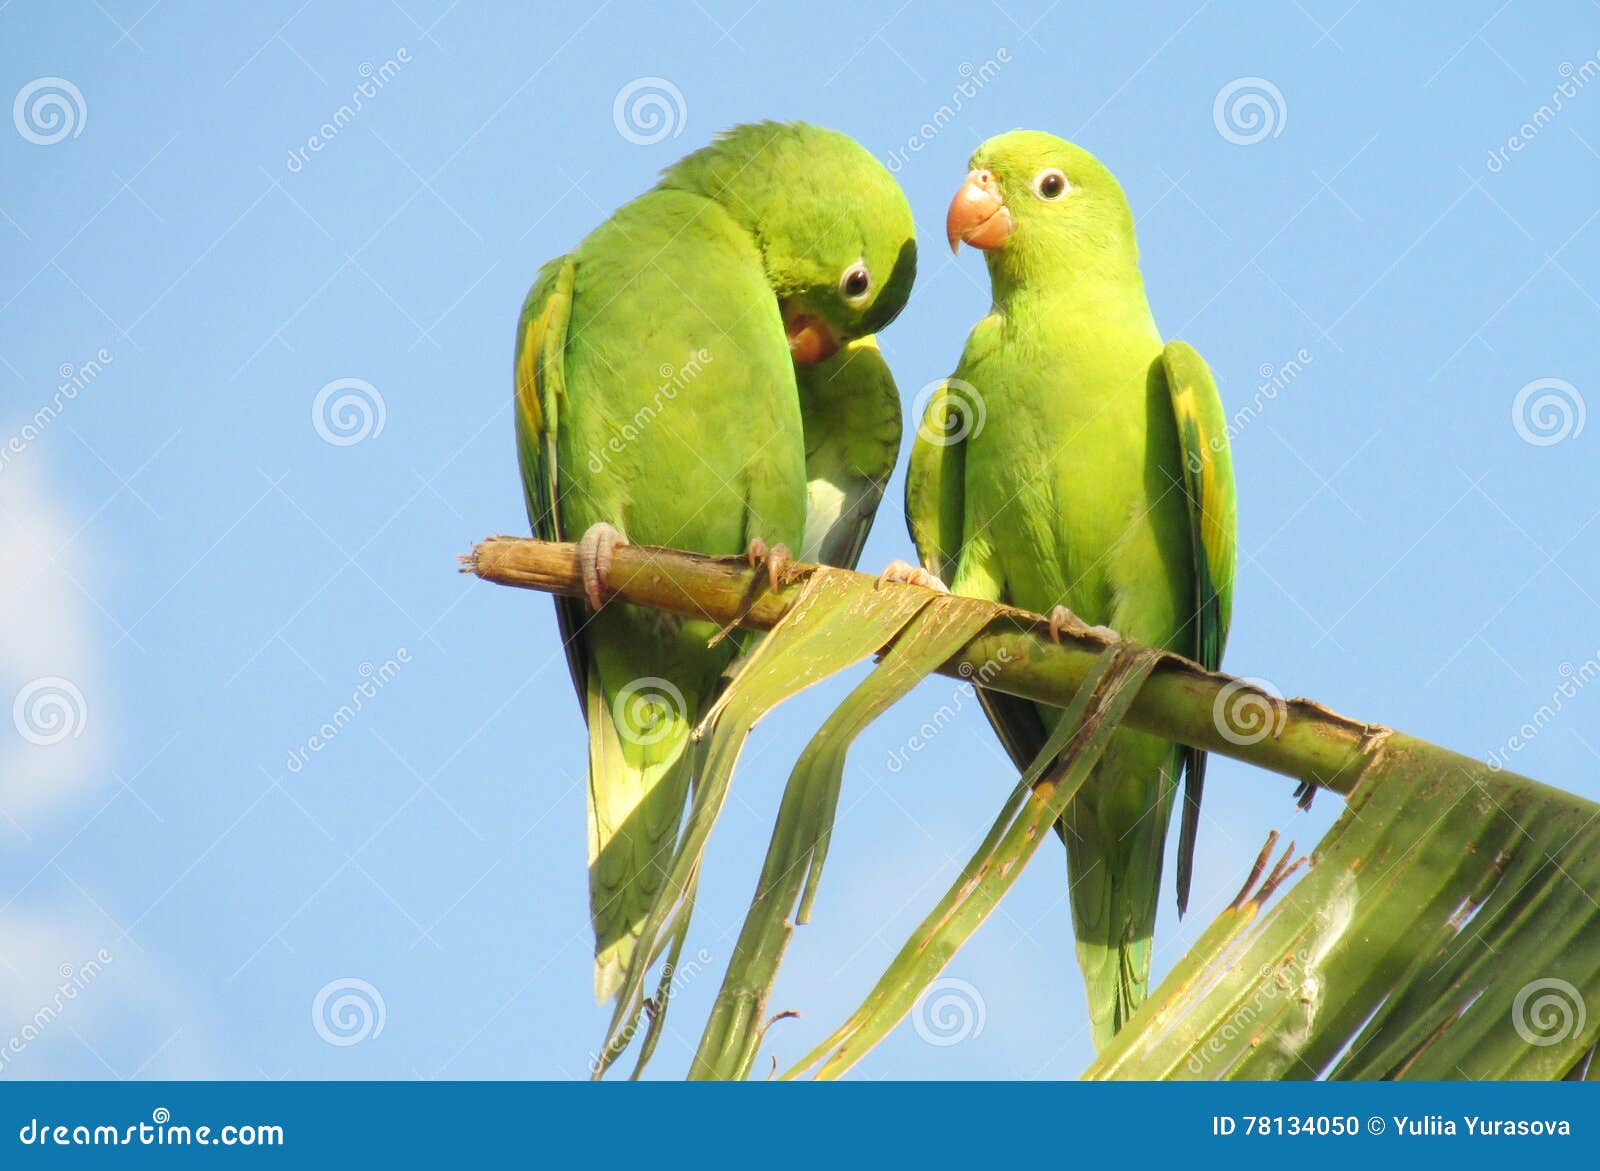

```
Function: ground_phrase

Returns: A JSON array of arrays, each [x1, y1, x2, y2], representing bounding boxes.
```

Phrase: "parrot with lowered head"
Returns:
[[515, 121, 915, 1003], [905, 130, 1236, 1046]]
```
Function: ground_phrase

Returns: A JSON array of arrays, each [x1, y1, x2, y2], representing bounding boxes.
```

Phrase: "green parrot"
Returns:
[[515, 121, 916, 1002], [905, 130, 1236, 1046]]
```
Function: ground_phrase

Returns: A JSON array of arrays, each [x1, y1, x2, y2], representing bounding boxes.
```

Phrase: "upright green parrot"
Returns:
[[904, 130, 1236, 1046], [516, 121, 915, 1002]]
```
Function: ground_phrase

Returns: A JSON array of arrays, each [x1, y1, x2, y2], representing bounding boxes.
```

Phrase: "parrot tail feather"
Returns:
[[584, 665, 696, 1004]]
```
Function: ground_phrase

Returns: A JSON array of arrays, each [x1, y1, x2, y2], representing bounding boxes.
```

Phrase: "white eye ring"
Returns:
[[839, 262, 872, 304], [1032, 168, 1070, 201]]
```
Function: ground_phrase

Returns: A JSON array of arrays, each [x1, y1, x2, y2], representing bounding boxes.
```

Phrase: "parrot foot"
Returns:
[[576, 522, 627, 611], [1046, 605, 1119, 645], [745, 537, 792, 592], [876, 560, 949, 593]]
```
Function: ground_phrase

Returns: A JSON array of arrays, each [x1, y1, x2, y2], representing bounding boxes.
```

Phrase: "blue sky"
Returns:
[[2, 0, 1599, 1081]]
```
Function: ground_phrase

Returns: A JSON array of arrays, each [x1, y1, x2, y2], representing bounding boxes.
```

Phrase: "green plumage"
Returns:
[[516, 122, 915, 1002], [908, 131, 1236, 1046]]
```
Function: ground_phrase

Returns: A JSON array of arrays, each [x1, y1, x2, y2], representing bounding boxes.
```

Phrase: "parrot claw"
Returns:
[[876, 560, 949, 593], [745, 538, 792, 592], [577, 522, 627, 611], [1047, 605, 1119, 645]]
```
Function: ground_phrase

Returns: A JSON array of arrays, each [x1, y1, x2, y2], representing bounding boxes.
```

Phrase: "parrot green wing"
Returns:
[[905, 378, 1051, 771], [904, 379, 967, 585], [796, 337, 902, 569], [513, 253, 585, 700], [1159, 339, 1237, 915]]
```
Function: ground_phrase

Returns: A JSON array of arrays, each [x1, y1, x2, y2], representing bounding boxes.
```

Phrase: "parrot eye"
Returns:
[[839, 263, 872, 304], [1032, 169, 1070, 201]]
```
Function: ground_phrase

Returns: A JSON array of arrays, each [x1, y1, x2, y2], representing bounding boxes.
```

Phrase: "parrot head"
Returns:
[[945, 130, 1138, 289], [660, 121, 917, 364]]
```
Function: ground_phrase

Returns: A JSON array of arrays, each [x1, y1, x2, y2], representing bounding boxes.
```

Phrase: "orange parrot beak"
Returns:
[[782, 305, 840, 365], [946, 169, 1012, 254]]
